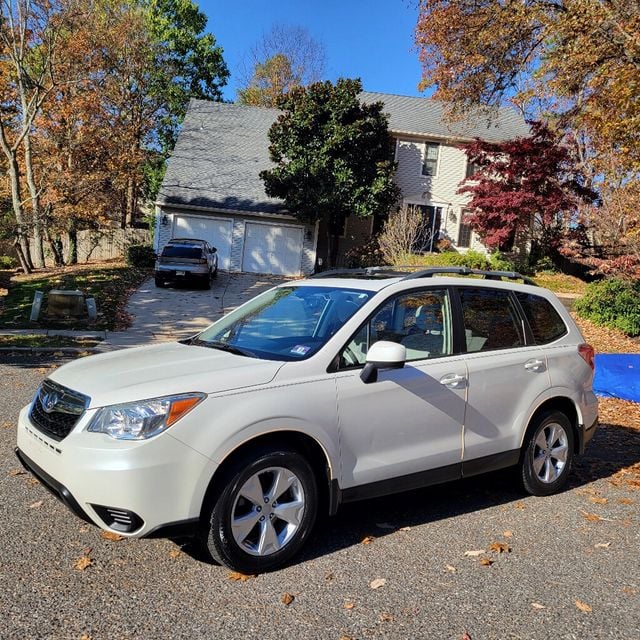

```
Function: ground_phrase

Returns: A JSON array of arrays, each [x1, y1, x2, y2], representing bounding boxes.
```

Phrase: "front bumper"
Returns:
[[16, 404, 217, 537]]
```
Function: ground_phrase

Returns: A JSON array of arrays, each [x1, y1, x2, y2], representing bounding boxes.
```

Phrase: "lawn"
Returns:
[[0, 261, 150, 331]]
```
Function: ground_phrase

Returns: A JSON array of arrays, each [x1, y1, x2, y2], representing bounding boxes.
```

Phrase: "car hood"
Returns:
[[48, 342, 285, 408]]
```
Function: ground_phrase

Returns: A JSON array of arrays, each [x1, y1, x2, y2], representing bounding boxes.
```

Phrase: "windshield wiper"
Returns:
[[188, 338, 255, 358]]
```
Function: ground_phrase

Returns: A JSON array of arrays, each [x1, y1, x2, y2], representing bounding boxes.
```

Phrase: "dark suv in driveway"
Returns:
[[154, 238, 218, 289]]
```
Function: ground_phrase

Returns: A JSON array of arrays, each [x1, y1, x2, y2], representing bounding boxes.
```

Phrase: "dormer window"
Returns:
[[421, 142, 439, 177]]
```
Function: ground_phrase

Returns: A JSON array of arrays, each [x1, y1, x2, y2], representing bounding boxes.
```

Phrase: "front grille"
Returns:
[[29, 380, 89, 441]]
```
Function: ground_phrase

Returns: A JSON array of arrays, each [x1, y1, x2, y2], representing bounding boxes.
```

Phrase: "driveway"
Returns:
[[103, 271, 288, 349]]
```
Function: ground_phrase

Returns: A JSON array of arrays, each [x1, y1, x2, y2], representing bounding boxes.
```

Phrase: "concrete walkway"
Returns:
[[99, 271, 287, 350]]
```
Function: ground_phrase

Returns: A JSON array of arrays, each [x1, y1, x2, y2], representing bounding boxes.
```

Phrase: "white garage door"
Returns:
[[173, 214, 233, 270], [242, 223, 304, 276]]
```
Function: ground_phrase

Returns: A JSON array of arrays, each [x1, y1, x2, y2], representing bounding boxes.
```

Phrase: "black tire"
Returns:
[[520, 410, 574, 496], [211, 265, 218, 279], [201, 448, 318, 573], [155, 276, 166, 288]]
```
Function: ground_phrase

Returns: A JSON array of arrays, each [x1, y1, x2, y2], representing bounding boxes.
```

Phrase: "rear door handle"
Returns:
[[524, 359, 545, 372], [440, 373, 466, 388]]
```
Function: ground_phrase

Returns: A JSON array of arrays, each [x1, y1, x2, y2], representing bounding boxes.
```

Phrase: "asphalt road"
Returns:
[[1, 354, 639, 640]]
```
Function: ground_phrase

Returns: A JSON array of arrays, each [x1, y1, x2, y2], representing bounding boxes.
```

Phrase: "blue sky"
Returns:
[[199, 0, 427, 102]]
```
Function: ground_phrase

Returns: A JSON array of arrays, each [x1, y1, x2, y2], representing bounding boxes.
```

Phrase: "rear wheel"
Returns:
[[154, 275, 166, 288], [520, 410, 574, 496], [201, 448, 318, 573]]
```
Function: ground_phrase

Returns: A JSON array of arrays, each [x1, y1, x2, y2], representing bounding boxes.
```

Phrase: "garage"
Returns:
[[173, 214, 233, 270], [242, 222, 304, 276]]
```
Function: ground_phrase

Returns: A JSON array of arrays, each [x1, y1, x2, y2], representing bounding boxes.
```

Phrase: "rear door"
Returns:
[[458, 286, 551, 469]]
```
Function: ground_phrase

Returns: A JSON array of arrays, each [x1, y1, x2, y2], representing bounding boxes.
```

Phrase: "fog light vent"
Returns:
[[92, 505, 143, 533]]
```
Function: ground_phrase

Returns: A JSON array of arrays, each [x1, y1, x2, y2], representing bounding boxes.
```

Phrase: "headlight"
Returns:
[[87, 393, 205, 440]]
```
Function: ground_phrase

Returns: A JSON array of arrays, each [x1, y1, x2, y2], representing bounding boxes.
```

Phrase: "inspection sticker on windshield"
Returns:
[[291, 345, 311, 356]]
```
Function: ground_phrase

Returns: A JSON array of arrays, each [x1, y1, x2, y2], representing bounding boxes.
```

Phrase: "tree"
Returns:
[[260, 78, 400, 267], [415, 0, 640, 176], [458, 122, 594, 264], [238, 24, 325, 107]]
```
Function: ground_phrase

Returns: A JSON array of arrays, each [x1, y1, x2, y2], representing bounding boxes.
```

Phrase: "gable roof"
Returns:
[[158, 94, 529, 214], [361, 91, 530, 142], [157, 100, 287, 215]]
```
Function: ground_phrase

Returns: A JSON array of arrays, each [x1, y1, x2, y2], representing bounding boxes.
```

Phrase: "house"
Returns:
[[155, 93, 528, 276]]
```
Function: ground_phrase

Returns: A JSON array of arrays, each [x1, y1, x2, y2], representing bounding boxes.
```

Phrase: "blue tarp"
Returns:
[[593, 354, 640, 403]]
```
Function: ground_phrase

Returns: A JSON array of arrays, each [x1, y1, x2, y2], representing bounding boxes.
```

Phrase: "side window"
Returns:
[[516, 292, 567, 344], [459, 288, 524, 352], [339, 289, 452, 368]]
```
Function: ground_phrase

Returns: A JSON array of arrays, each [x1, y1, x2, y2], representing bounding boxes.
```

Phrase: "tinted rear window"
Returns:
[[161, 246, 203, 259], [516, 293, 567, 344]]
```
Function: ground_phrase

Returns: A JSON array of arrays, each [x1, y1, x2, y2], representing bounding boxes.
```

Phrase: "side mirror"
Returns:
[[360, 341, 406, 384]]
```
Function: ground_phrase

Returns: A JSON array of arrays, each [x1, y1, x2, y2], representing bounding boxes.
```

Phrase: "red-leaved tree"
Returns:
[[458, 122, 594, 264]]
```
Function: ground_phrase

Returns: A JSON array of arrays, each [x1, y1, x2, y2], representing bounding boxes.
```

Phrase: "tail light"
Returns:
[[578, 343, 595, 371]]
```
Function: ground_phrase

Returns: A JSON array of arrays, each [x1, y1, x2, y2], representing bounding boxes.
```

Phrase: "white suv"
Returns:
[[16, 267, 598, 573]]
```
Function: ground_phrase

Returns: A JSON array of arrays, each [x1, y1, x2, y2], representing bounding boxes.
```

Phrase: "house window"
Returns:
[[421, 143, 439, 177], [465, 159, 480, 180], [458, 210, 473, 248], [412, 204, 442, 252]]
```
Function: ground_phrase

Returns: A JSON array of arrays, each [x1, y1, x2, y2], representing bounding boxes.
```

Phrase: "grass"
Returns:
[[0, 334, 102, 348], [0, 261, 150, 331], [531, 272, 589, 295]]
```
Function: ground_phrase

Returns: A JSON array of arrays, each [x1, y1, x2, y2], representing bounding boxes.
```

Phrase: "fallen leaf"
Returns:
[[1, 421, 12, 429], [100, 531, 124, 542], [444, 564, 457, 573], [339, 636, 354, 640], [617, 498, 634, 505], [622, 587, 637, 596], [168, 549, 181, 558], [514, 502, 526, 510], [281, 592, 295, 606], [531, 602, 546, 610], [489, 542, 511, 554], [379, 612, 393, 622], [503, 530, 513, 538], [79, 526, 90, 533], [589, 496, 608, 504], [343, 602, 355, 610], [37, 368, 48, 374], [74, 555, 94, 571], [575, 599, 592, 613], [582, 511, 603, 522], [370, 578, 386, 589], [464, 549, 485, 557], [80, 634, 92, 640], [325, 571, 334, 581], [399, 526, 411, 531], [594, 542, 611, 549], [28, 478, 40, 485], [228, 571, 254, 582], [376, 522, 395, 529], [361, 535, 375, 545], [9, 469, 26, 477], [29, 500, 43, 509], [479, 558, 494, 566], [461, 632, 472, 640]]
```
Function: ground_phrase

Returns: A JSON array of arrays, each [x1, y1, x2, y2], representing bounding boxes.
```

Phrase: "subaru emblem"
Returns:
[[41, 391, 60, 413]]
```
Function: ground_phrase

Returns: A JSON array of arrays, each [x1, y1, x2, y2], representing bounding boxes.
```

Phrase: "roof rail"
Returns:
[[310, 266, 409, 279], [400, 267, 537, 285]]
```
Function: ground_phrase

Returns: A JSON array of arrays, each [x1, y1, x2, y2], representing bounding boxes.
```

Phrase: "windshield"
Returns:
[[193, 285, 373, 361]]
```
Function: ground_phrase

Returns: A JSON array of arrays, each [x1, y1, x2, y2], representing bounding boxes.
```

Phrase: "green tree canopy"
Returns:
[[260, 78, 400, 266]]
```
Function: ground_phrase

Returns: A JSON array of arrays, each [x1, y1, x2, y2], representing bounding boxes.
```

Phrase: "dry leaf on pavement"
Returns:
[[340, 635, 354, 640], [379, 612, 393, 622], [325, 571, 334, 581], [29, 500, 43, 509], [531, 602, 546, 610], [464, 550, 485, 557], [228, 571, 255, 582], [589, 496, 608, 504], [9, 469, 26, 477], [575, 599, 592, 613], [399, 526, 411, 531], [594, 542, 611, 549], [461, 632, 472, 640], [489, 542, 511, 554], [503, 530, 513, 538], [514, 502, 526, 509], [74, 555, 94, 571], [281, 593, 295, 606], [168, 549, 181, 558], [361, 535, 375, 545], [582, 511, 603, 522], [343, 602, 355, 610], [444, 564, 457, 573], [100, 531, 124, 542], [479, 558, 494, 566], [618, 498, 634, 505], [370, 578, 386, 589]]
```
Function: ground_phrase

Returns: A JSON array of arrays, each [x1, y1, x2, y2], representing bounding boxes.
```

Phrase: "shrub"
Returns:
[[344, 238, 388, 268], [489, 251, 517, 272], [378, 205, 425, 265], [575, 278, 640, 337], [0, 255, 17, 269], [126, 244, 155, 269]]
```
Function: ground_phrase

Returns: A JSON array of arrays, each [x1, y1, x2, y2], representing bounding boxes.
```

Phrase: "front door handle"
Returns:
[[524, 358, 545, 372], [440, 373, 466, 388]]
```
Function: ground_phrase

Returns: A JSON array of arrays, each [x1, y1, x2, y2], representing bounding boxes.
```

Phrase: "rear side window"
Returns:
[[161, 246, 203, 259], [516, 292, 567, 344], [459, 288, 524, 352]]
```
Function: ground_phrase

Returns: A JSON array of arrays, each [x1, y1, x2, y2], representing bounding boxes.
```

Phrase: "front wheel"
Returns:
[[201, 448, 318, 573], [520, 410, 574, 496]]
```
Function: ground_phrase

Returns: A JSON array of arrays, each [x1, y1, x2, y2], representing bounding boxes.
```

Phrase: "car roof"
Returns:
[[166, 238, 208, 245]]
